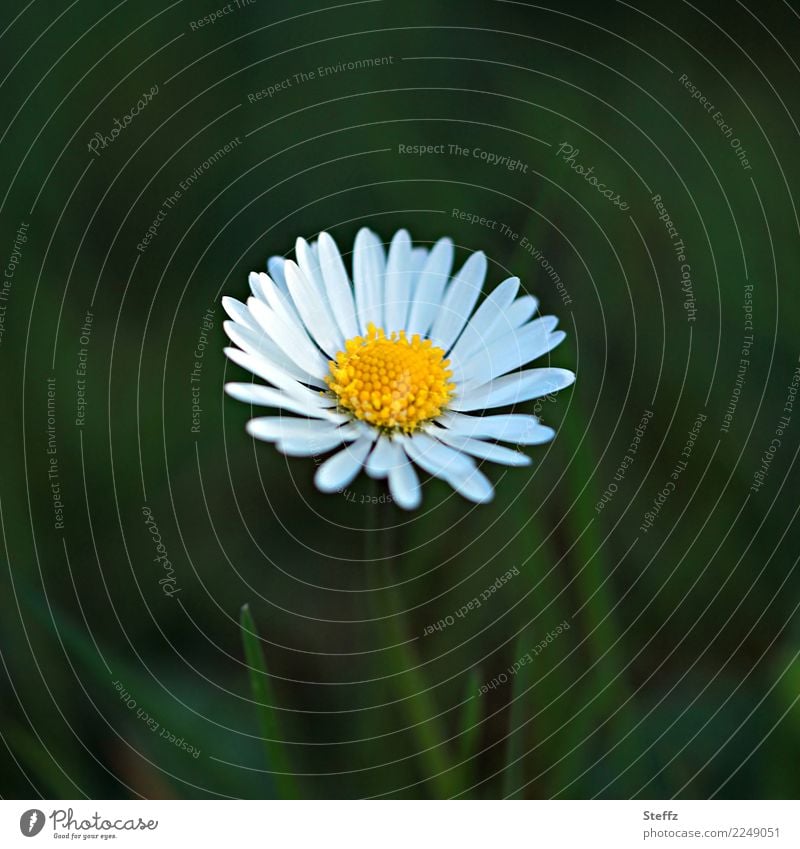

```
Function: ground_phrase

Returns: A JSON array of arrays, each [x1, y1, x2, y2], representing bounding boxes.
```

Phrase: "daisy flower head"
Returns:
[[222, 228, 575, 510]]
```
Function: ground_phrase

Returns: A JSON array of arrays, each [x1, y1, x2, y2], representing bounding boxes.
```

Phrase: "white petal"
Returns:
[[447, 464, 494, 504], [224, 346, 328, 402], [449, 276, 520, 363], [409, 246, 429, 275], [315, 437, 372, 492], [431, 429, 531, 466], [251, 271, 303, 328], [407, 246, 428, 297], [223, 321, 325, 387], [405, 238, 454, 337], [246, 296, 329, 380], [278, 432, 357, 457], [383, 229, 413, 333], [464, 295, 542, 361], [294, 239, 346, 352], [438, 411, 555, 445], [388, 455, 421, 510], [225, 382, 341, 420], [365, 436, 402, 479], [283, 259, 344, 358], [353, 227, 386, 333], [266, 256, 288, 293], [451, 367, 575, 411], [317, 231, 359, 340], [247, 416, 354, 445], [455, 318, 563, 388], [402, 433, 494, 504], [497, 295, 539, 332], [429, 250, 487, 352], [402, 431, 470, 477], [222, 295, 259, 331], [295, 237, 325, 292], [248, 272, 270, 303]]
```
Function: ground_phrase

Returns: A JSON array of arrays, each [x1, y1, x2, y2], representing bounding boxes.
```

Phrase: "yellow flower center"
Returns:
[[326, 323, 455, 432]]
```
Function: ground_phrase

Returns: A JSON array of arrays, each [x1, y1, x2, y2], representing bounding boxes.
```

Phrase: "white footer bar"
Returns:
[[2, 800, 796, 847]]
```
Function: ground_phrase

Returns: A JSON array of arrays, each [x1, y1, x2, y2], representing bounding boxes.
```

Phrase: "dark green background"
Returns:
[[1, 0, 799, 799]]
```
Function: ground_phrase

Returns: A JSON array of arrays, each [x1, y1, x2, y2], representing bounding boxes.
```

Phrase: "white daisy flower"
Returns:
[[222, 228, 575, 510]]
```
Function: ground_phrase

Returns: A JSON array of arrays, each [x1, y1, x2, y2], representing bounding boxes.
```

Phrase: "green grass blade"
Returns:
[[375, 580, 462, 799], [457, 668, 482, 795], [239, 603, 298, 799], [502, 628, 530, 799], [367, 493, 462, 798]]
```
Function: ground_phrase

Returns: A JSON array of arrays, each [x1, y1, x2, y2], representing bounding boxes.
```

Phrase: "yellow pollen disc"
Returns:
[[326, 323, 455, 432]]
